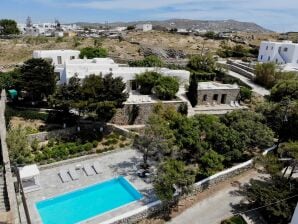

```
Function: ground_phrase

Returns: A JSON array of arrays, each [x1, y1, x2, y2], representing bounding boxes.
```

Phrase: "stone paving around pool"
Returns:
[[22, 148, 156, 224]]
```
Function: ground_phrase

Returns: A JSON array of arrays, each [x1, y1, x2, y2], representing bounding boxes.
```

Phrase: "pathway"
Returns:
[[169, 170, 266, 224], [227, 70, 270, 96]]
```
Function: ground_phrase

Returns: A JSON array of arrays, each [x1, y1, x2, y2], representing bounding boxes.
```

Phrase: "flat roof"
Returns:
[[197, 82, 239, 90]]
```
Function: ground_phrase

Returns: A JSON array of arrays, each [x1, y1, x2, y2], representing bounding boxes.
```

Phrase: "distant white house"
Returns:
[[136, 24, 152, 32], [258, 40, 298, 72]]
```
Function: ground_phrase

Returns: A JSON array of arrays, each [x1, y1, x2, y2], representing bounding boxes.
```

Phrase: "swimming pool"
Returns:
[[36, 176, 143, 224]]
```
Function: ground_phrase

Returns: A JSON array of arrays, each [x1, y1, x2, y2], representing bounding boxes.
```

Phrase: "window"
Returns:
[[57, 56, 62, 64], [271, 46, 274, 50], [203, 95, 208, 101], [131, 80, 137, 90], [266, 46, 269, 50], [284, 47, 288, 52], [276, 59, 278, 63], [268, 56, 271, 61], [70, 56, 75, 60], [260, 55, 263, 60], [213, 94, 218, 101], [221, 94, 227, 104]]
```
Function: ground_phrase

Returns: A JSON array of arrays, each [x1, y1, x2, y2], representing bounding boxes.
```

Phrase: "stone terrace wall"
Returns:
[[0, 90, 20, 224], [111, 101, 186, 125], [103, 145, 276, 224], [27, 127, 77, 142]]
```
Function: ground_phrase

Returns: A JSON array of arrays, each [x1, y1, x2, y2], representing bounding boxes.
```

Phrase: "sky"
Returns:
[[1, 0, 298, 32]]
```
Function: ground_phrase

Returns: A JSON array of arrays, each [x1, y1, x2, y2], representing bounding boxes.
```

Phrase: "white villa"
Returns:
[[135, 24, 153, 32], [33, 50, 190, 93], [258, 40, 298, 72]]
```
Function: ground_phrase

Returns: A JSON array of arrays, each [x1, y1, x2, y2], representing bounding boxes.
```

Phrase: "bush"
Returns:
[[92, 140, 98, 147], [239, 86, 252, 102], [129, 55, 164, 67], [119, 143, 126, 148], [178, 103, 188, 115], [153, 76, 179, 100], [79, 47, 108, 59], [135, 72, 162, 94], [83, 142, 93, 151]]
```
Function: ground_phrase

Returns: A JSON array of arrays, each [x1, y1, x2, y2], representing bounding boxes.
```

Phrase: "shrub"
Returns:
[[120, 135, 127, 141], [153, 76, 179, 100], [135, 72, 162, 94], [239, 86, 252, 102], [92, 140, 98, 147], [119, 143, 126, 148], [83, 142, 93, 151], [178, 103, 188, 115], [79, 47, 108, 59]]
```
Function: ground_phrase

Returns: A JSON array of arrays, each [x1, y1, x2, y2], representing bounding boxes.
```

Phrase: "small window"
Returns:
[[266, 46, 269, 50], [260, 55, 263, 60], [268, 56, 271, 61], [276, 59, 278, 63], [271, 46, 274, 50], [70, 56, 75, 60], [213, 94, 218, 101], [57, 56, 62, 64], [221, 94, 227, 104], [203, 95, 208, 101], [284, 47, 288, 52]]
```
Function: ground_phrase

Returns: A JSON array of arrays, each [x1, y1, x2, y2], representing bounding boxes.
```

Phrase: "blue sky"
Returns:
[[1, 0, 297, 32]]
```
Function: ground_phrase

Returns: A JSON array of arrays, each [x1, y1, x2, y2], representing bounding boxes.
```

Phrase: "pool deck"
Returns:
[[23, 148, 156, 224]]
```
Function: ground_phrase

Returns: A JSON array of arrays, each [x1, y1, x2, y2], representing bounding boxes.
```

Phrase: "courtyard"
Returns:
[[21, 148, 156, 224]]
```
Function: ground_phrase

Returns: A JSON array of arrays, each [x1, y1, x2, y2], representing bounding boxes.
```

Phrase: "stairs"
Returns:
[[0, 170, 9, 212]]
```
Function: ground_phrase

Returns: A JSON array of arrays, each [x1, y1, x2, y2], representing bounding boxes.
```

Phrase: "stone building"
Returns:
[[197, 82, 240, 105]]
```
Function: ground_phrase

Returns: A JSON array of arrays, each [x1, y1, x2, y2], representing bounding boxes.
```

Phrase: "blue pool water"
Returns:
[[36, 176, 143, 224]]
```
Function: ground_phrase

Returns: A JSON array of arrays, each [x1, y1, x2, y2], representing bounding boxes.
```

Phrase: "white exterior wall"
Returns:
[[33, 50, 80, 66], [136, 24, 152, 32], [291, 204, 298, 224], [258, 41, 298, 65], [58, 58, 190, 91]]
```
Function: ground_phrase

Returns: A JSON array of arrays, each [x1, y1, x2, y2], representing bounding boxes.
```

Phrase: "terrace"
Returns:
[[21, 148, 156, 224]]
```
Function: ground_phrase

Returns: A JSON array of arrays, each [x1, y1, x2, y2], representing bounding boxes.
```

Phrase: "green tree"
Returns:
[[187, 54, 216, 73], [255, 62, 277, 88], [200, 149, 224, 176], [153, 76, 179, 100], [0, 69, 21, 90], [0, 19, 20, 35], [50, 75, 81, 112], [186, 74, 198, 107], [239, 86, 252, 102], [6, 127, 31, 164], [20, 58, 56, 101], [238, 175, 298, 224], [129, 55, 164, 67], [154, 159, 196, 201], [257, 101, 298, 142], [94, 101, 116, 122], [135, 71, 161, 94], [79, 47, 108, 59], [270, 79, 298, 102]]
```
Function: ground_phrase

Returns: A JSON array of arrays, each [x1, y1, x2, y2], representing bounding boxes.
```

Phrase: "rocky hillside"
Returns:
[[77, 19, 272, 33]]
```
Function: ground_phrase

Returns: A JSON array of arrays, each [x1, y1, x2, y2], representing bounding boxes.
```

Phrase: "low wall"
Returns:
[[27, 127, 77, 142], [102, 145, 276, 224], [111, 101, 186, 125], [225, 61, 255, 79]]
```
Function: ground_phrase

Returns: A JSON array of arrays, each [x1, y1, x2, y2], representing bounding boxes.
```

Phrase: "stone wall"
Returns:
[[197, 88, 240, 105], [225, 61, 255, 79], [27, 127, 77, 142], [111, 101, 186, 125], [0, 90, 20, 224]]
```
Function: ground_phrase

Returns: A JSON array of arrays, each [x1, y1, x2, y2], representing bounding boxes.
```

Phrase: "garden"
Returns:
[[6, 126, 132, 165]]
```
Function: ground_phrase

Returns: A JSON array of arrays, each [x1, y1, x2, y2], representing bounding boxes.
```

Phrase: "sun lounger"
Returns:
[[59, 170, 71, 183], [68, 167, 79, 180], [230, 101, 235, 107], [235, 101, 240, 107], [92, 161, 102, 174], [83, 164, 95, 176]]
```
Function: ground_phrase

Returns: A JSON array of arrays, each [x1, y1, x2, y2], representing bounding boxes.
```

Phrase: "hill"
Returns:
[[76, 19, 272, 33]]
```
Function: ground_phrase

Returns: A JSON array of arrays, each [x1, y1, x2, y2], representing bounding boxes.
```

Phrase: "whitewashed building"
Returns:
[[291, 204, 298, 224], [136, 24, 152, 32], [33, 50, 80, 66], [32, 50, 190, 92], [258, 41, 298, 71]]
